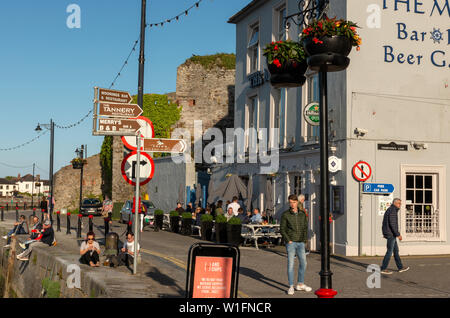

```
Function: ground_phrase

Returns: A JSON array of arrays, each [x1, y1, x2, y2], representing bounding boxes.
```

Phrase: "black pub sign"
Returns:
[[377, 142, 408, 151]]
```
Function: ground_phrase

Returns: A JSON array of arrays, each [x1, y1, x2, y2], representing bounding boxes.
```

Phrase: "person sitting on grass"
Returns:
[[17, 220, 54, 262], [119, 232, 140, 268], [79, 231, 101, 267], [2, 215, 28, 248]]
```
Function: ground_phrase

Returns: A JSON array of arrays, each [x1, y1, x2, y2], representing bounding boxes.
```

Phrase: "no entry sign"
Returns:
[[352, 161, 372, 182], [121, 151, 155, 186]]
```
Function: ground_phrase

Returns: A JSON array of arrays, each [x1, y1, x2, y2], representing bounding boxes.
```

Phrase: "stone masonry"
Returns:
[[54, 154, 102, 211], [175, 59, 235, 137]]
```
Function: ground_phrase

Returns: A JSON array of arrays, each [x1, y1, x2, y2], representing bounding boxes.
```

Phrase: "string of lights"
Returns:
[[0, 162, 34, 169], [147, 0, 204, 28], [0, 130, 49, 152], [1, 1, 208, 151]]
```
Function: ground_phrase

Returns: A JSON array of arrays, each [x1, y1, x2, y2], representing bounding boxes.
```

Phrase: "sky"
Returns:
[[0, 0, 249, 179]]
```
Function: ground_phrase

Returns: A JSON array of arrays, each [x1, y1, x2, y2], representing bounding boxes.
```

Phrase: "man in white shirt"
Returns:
[[227, 196, 240, 216], [120, 232, 140, 267]]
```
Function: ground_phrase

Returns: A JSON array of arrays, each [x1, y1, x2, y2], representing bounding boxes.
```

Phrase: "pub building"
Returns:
[[208, 0, 450, 256]]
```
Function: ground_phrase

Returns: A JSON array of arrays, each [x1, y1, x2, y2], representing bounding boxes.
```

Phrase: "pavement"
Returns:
[[2, 209, 450, 298]]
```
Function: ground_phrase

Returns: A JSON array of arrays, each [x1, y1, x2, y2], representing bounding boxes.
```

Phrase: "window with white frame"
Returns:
[[270, 88, 287, 149], [246, 96, 259, 150], [405, 173, 439, 238], [276, 4, 287, 41], [248, 24, 259, 74], [306, 74, 320, 141]]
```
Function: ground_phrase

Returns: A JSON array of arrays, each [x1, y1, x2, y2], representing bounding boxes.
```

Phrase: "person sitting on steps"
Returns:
[[79, 231, 101, 267]]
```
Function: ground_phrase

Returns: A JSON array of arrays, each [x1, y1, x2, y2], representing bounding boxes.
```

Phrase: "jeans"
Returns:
[[381, 237, 403, 270], [286, 241, 307, 286]]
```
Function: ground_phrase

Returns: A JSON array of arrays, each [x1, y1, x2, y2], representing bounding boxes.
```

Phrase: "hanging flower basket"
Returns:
[[300, 17, 361, 72], [263, 40, 307, 88], [71, 158, 87, 169]]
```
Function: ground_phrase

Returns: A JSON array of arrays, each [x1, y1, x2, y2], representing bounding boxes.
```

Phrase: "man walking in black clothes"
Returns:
[[380, 198, 410, 275]]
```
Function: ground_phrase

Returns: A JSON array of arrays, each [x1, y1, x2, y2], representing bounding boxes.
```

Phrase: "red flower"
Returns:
[[273, 58, 282, 68], [350, 26, 356, 31], [318, 22, 323, 29], [271, 41, 274, 45], [56, 211, 60, 214], [67, 212, 71, 216], [274, 45, 279, 51], [312, 37, 323, 44]]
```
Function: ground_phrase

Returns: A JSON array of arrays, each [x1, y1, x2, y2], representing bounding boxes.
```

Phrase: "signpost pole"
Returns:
[[358, 181, 362, 256], [133, 136, 141, 275], [133, 0, 146, 276]]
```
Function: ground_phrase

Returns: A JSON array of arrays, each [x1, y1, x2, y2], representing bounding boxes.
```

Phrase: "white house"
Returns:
[[208, 0, 450, 256], [0, 178, 18, 197]]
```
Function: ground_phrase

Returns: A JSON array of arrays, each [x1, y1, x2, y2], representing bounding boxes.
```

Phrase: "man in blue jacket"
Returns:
[[380, 198, 410, 274]]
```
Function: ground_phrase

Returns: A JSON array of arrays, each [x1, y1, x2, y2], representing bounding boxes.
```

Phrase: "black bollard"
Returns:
[[66, 213, 71, 235], [77, 214, 82, 238], [88, 216, 93, 232], [15, 207, 19, 222], [1, 206, 4, 221], [104, 217, 110, 236], [24, 202, 26, 210], [56, 211, 61, 232], [32, 208, 36, 217], [6, 203, 8, 211]]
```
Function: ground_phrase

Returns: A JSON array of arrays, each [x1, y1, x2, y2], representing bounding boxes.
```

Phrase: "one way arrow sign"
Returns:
[[121, 151, 154, 186]]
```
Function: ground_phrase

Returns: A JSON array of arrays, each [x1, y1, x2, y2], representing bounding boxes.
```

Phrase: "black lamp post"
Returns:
[[283, 0, 337, 298], [35, 120, 55, 226], [75, 145, 85, 215]]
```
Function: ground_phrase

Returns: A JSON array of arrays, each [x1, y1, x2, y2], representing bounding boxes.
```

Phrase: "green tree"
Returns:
[[133, 94, 182, 157]]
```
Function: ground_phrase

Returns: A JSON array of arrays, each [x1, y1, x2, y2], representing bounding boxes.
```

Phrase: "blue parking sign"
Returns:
[[362, 183, 394, 194]]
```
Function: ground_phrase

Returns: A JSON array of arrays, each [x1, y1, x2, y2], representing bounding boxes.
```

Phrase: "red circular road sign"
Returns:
[[121, 151, 155, 186], [121, 116, 155, 151], [352, 161, 372, 182]]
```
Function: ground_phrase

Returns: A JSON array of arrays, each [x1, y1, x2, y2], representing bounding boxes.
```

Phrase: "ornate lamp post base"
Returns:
[[315, 288, 338, 298]]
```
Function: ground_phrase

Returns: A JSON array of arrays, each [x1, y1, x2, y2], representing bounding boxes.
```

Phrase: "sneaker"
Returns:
[[1, 236, 7, 240], [296, 283, 312, 292], [398, 266, 410, 273], [381, 269, 393, 275], [19, 243, 26, 249], [287, 286, 295, 295], [3, 244, 10, 248]]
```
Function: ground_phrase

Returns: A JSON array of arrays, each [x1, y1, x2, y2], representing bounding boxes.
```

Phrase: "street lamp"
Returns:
[[75, 145, 85, 215], [283, 0, 336, 298], [35, 119, 55, 225]]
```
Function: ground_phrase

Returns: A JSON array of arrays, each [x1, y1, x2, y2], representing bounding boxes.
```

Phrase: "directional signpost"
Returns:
[[92, 87, 141, 137], [98, 118, 141, 135], [362, 183, 394, 194], [143, 138, 187, 153], [98, 88, 132, 104], [99, 102, 143, 118]]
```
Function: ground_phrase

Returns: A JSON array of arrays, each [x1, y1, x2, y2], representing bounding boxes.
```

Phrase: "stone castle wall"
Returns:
[[54, 154, 102, 211], [175, 62, 235, 137]]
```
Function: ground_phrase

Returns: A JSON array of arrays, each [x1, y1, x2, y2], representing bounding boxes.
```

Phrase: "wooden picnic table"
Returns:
[[241, 223, 282, 249]]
